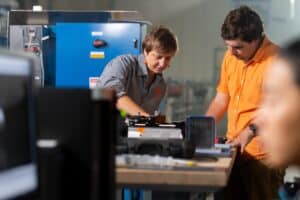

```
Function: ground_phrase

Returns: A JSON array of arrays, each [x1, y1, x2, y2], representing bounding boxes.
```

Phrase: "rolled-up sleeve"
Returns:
[[97, 57, 129, 98]]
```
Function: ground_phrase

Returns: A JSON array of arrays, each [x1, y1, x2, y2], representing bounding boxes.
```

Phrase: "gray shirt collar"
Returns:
[[138, 54, 148, 76]]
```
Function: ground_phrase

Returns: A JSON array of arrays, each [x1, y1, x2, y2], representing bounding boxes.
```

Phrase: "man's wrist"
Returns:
[[248, 123, 257, 137]]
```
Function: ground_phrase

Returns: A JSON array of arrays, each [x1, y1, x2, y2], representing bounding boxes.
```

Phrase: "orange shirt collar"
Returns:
[[249, 36, 272, 64]]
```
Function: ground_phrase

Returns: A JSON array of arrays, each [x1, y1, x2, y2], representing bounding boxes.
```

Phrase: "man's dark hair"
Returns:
[[221, 6, 263, 42], [280, 39, 300, 87], [142, 25, 178, 54]]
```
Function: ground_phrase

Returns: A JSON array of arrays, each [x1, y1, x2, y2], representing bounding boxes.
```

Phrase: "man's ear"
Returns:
[[143, 49, 149, 56]]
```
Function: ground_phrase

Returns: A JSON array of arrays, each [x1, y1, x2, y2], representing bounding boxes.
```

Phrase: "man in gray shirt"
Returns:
[[97, 25, 178, 116]]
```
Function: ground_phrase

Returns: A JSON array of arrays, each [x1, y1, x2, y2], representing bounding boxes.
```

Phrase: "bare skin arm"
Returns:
[[205, 92, 230, 123], [116, 95, 149, 116]]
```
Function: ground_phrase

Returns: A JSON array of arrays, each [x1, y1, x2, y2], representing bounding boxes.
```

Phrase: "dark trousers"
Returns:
[[216, 153, 284, 200]]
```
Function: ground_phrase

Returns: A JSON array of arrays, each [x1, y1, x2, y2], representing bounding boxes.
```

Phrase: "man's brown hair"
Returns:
[[142, 25, 178, 53], [221, 6, 263, 42]]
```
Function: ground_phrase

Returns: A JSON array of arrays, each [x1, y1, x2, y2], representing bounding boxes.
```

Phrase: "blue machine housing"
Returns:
[[55, 23, 141, 88], [8, 11, 148, 88]]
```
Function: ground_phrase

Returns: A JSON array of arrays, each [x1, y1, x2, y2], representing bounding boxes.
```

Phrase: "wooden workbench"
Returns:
[[116, 150, 237, 191]]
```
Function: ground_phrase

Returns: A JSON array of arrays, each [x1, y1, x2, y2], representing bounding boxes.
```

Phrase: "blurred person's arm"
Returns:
[[205, 92, 230, 123], [117, 95, 149, 116]]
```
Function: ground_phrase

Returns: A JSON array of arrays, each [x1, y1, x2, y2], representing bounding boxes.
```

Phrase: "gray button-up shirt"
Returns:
[[97, 54, 166, 114]]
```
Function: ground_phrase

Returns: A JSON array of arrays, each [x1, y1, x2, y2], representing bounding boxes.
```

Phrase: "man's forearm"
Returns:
[[116, 95, 149, 116], [205, 93, 229, 123], [206, 102, 227, 122]]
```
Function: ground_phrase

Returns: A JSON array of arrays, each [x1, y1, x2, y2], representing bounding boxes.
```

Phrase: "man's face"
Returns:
[[143, 49, 175, 74], [257, 58, 300, 167], [224, 39, 260, 62]]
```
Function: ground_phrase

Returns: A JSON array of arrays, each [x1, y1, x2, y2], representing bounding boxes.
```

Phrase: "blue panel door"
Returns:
[[56, 23, 141, 88]]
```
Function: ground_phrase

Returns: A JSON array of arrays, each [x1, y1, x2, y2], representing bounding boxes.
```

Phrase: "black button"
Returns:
[[93, 39, 107, 48]]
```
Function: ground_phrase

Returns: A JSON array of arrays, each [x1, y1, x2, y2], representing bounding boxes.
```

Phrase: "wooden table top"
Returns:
[[116, 150, 237, 190]]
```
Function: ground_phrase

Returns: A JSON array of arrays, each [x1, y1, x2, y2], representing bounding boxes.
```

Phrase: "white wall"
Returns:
[[267, 0, 300, 45], [159, 0, 230, 83], [112, 0, 203, 22]]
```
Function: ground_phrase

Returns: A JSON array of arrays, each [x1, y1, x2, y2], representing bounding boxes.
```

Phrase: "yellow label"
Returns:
[[90, 51, 105, 59]]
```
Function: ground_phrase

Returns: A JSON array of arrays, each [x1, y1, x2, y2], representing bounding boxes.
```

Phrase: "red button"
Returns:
[[93, 39, 107, 48]]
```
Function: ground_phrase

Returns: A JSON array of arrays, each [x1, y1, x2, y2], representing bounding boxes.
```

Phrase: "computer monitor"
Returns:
[[36, 87, 116, 200], [0, 49, 37, 200]]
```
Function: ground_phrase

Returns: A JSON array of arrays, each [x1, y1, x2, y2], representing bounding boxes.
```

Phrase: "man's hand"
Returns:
[[116, 95, 150, 116], [227, 127, 255, 153]]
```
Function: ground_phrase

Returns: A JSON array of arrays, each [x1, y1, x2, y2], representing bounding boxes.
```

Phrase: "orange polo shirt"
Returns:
[[217, 37, 279, 159]]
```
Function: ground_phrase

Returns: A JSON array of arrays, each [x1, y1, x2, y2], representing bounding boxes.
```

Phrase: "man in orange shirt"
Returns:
[[206, 6, 282, 200]]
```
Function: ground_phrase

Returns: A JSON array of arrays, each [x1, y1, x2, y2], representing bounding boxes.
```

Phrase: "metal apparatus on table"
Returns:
[[117, 115, 233, 158], [117, 115, 195, 158]]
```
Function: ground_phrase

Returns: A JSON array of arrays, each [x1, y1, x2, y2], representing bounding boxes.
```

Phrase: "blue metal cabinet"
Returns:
[[55, 23, 141, 88]]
